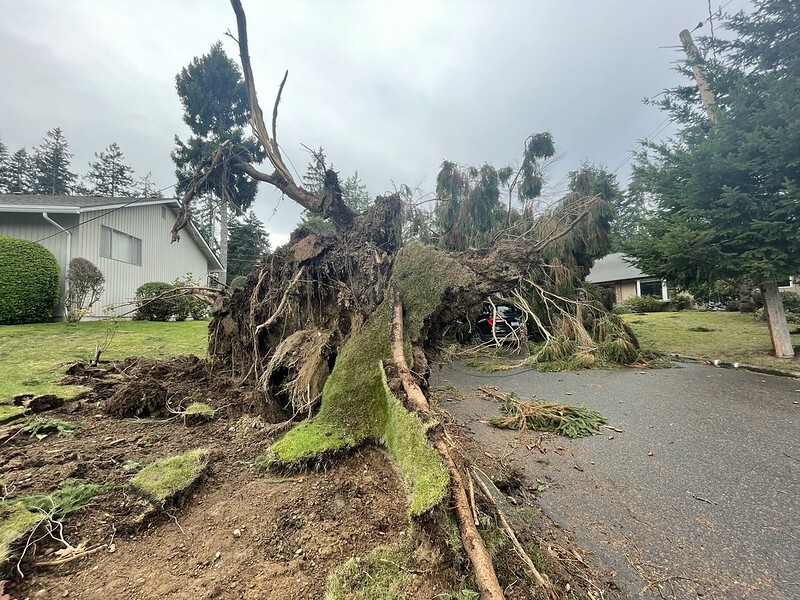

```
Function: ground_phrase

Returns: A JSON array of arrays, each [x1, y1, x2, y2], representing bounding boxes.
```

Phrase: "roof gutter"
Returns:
[[42, 212, 71, 318]]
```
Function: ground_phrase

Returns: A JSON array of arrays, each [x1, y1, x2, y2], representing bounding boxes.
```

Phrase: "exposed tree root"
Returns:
[[472, 467, 556, 599], [389, 286, 503, 599]]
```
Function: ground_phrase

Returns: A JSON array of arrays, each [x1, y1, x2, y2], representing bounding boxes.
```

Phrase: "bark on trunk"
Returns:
[[761, 281, 794, 359]]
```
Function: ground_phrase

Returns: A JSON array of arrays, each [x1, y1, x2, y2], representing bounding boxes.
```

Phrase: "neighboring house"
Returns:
[[778, 276, 800, 294], [586, 252, 669, 303], [0, 194, 222, 319]]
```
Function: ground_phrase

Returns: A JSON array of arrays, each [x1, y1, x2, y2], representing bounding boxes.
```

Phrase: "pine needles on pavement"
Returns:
[[490, 393, 606, 438]]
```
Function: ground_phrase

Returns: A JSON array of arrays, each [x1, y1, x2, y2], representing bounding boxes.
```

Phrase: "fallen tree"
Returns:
[[168, 1, 614, 597]]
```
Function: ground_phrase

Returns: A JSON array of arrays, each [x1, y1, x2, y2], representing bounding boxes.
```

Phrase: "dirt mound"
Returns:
[[60, 356, 289, 423]]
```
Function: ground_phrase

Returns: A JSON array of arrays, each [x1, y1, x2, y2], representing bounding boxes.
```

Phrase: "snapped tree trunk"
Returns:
[[761, 281, 794, 359]]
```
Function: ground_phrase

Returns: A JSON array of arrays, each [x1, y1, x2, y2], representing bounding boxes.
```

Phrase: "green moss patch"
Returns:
[[267, 243, 473, 515], [326, 541, 413, 600], [382, 383, 449, 516], [0, 502, 46, 562], [131, 448, 209, 504]]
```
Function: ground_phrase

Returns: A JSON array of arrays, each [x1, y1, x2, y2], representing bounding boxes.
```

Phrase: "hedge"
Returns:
[[0, 236, 61, 325]]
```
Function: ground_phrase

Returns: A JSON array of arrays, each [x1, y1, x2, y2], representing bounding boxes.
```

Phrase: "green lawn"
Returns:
[[0, 320, 208, 402], [624, 311, 800, 371]]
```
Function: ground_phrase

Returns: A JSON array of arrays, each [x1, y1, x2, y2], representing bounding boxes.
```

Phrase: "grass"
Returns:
[[624, 311, 800, 370], [0, 502, 45, 563], [0, 320, 208, 402], [131, 448, 209, 504], [0, 404, 25, 424], [326, 542, 413, 600], [17, 480, 112, 518]]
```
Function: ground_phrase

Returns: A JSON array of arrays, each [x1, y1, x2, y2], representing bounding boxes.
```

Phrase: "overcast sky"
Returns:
[[1, 0, 751, 246]]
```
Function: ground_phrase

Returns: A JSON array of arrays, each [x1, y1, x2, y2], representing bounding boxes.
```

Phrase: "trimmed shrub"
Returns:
[[66, 257, 105, 322], [229, 275, 248, 290], [0, 236, 60, 325], [133, 282, 174, 321], [171, 274, 208, 321], [133, 275, 209, 321], [780, 291, 800, 313], [621, 295, 664, 313], [670, 293, 693, 311], [725, 300, 741, 312]]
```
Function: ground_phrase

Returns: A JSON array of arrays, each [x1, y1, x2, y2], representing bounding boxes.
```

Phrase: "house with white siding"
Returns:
[[0, 194, 222, 319]]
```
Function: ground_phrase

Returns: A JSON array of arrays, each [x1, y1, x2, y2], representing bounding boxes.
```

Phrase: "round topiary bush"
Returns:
[[133, 282, 175, 321], [229, 275, 248, 290], [0, 236, 61, 325]]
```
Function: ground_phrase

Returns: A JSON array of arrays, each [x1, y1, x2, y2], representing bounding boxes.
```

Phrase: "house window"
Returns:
[[777, 276, 791, 288], [639, 279, 663, 298], [161, 206, 167, 220], [100, 226, 142, 266]]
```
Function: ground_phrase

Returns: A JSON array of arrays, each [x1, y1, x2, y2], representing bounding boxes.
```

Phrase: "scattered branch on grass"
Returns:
[[489, 393, 607, 438]]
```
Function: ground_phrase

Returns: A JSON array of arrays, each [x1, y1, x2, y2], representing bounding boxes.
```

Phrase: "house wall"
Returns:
[[74, 204, 210, 317], [0, 212, 78, 319], [619, 281, 638, 302]]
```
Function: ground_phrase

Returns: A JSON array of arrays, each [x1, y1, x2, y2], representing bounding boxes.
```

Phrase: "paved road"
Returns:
[[433, 362, 800, 599]]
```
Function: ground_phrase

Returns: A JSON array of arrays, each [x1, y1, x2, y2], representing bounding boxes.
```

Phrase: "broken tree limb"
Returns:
[[472, 467, 556, 599]]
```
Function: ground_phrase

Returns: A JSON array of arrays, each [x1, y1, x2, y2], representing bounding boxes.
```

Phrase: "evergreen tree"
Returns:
[[86, 142, 135, 197], [567, 162, 627, 249], [626, 0, 800, 358], [7, 148, 34, 194], [302, 147, 330, 196], [0, 137, 9, 193], [32, 127, 76, 195], [341, 171, 371, 212], [227, 210, 271, 280], [133, 171, 164, 198], [435, 161, 501, 251], [173, 41, 264, 284]]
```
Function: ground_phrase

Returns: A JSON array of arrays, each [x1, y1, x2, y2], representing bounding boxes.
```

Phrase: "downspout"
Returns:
[[42, 212, 71, 320]]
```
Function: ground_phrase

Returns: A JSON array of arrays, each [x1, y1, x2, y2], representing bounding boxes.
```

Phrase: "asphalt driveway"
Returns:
[[433, 361, 799, 599]]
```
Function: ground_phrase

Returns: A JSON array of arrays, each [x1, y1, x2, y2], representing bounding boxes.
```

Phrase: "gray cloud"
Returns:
[[0, 0, 752, 246]]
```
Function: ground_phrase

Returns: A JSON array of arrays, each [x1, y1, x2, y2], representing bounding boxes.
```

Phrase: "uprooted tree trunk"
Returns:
[[169, 2, 608, 596]]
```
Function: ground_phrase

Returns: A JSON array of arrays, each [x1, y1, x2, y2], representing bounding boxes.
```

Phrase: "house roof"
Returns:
[[586, 252, 647, 284], [0, 194, 222, 272], [0, 193, 174, 213]]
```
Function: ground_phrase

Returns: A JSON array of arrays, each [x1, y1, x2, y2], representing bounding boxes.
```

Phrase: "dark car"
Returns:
[[474, 302, 524, 343]]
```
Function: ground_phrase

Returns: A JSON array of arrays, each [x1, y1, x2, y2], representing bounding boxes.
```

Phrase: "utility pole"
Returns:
[[679, 29, 718, 124]]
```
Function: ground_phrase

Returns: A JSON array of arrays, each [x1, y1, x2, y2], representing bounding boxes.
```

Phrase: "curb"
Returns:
[[668, 353, 800, 379]]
